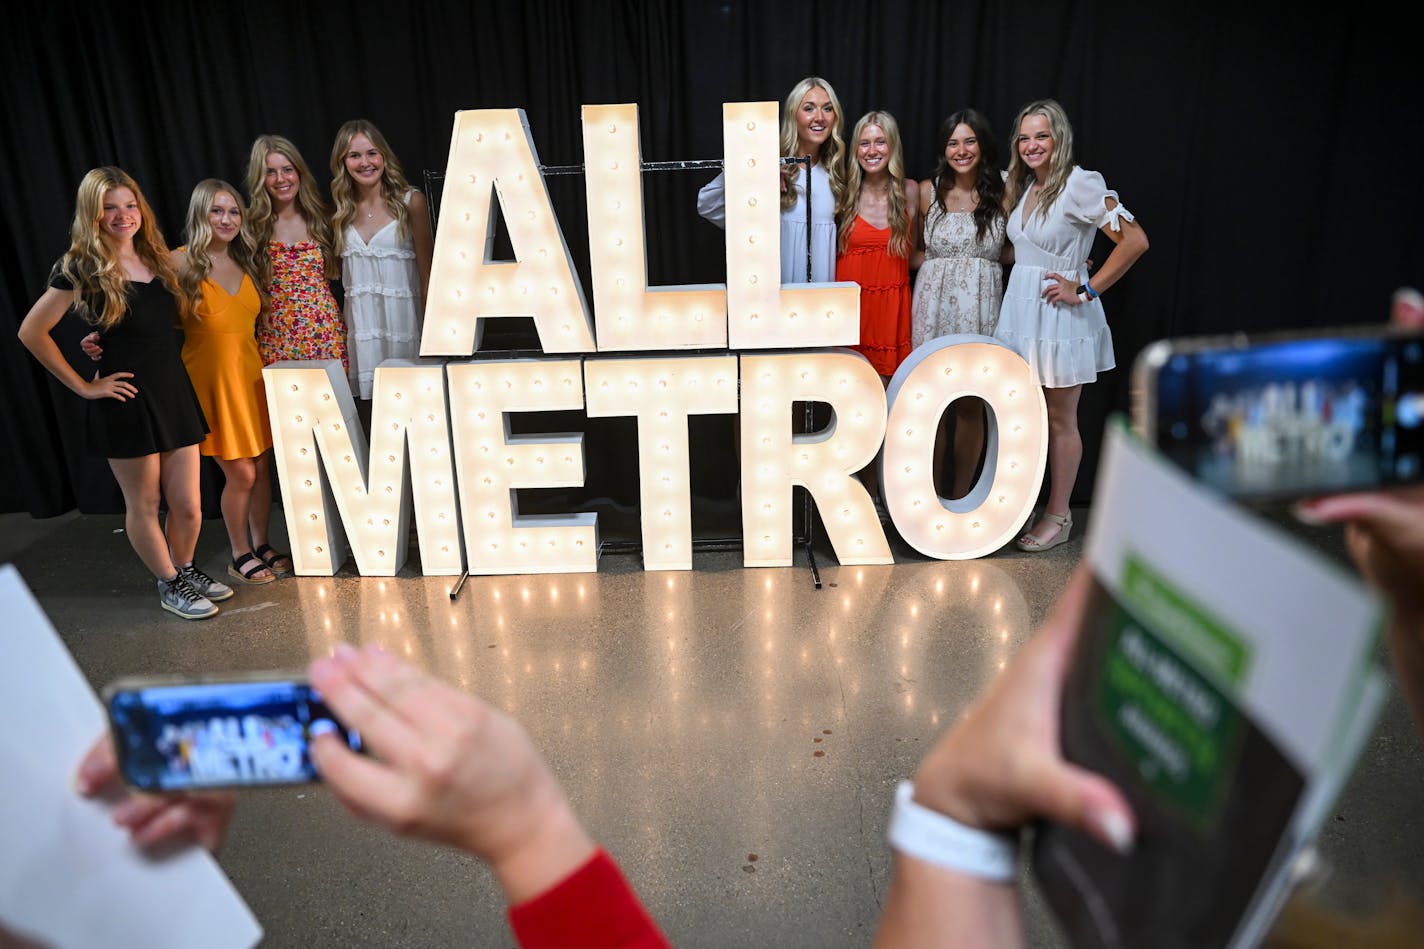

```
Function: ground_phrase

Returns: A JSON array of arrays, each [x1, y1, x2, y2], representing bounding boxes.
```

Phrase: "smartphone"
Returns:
[[103, 672, 361, 791], [1132, 325, 1424, 501]]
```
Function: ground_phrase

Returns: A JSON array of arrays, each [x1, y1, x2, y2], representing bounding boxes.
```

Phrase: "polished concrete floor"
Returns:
[[3, 504, 1422, 948]]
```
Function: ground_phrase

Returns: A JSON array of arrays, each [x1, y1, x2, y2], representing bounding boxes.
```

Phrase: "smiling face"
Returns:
[[263, 151, 299, 205], [856, 123, 890, 176], [208, 190, 242, 246], [99, 187, 140, 244], [944, 122, 981, 180], [1016, 113, 1055, 176], [795, 86, 835, 155], [343, 132, 385, 188]]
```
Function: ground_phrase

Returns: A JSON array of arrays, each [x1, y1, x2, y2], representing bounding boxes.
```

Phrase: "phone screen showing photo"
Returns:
[[1155, 335, 1424, 499], [108, 680, 360, 790]]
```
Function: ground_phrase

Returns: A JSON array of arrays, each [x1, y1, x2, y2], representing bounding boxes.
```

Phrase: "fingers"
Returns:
[[310, 645, 447, 764], [1393, 287, 1424, 329], [309, 731, 414, 830], [1027, 757, 1136, 855], [76, 735, 119, 796]]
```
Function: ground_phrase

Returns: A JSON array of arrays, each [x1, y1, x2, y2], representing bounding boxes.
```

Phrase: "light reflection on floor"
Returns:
[[10, 508, 1422, 948]]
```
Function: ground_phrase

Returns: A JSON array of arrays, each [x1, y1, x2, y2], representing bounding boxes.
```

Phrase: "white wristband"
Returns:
[[887, 780, 1018, 882]]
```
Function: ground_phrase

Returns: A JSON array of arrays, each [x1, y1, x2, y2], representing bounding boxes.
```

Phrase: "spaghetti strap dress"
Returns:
[[910, 202, 1006, 347], [258, 240, 347, 369], [836, 216, 912, 376], [181, 274, 272, 460], [342, 189, 422, 399], [50, 270, 208, 458]]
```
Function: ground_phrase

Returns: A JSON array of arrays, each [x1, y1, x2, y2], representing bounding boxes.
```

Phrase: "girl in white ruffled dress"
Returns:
[[994, 99, 1149, 552]]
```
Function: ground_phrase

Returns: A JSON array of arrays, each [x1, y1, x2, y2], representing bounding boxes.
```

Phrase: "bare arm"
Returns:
[[908, 179, 927, 271], [409, 190, 434, 314], [1081, 196, 1148, 294], [1042, 197, 1147, 306], [17, 288, 136, 401]]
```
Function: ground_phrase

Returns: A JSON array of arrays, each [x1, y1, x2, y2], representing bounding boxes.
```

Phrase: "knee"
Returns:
[[225, 462, 257, 491], [168, 494, 202, 523]]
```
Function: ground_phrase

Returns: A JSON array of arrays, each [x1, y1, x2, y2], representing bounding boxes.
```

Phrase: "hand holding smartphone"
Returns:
[[103, 672, 361, 791], [1132, 325, 1424, 501]]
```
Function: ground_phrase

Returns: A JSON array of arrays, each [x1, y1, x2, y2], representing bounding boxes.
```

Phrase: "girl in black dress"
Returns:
[[19, 167, 232, 619]]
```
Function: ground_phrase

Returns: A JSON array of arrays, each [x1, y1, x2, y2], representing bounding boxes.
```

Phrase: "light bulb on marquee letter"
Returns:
[[423, 109, 596, 357], [582, 104, 727, 351], [584, 355, 738, 570], [721, 101, 860, 350], [448, 359, 597, 575], [881, 336, 1048, 559], [739, 351, 892, 567]]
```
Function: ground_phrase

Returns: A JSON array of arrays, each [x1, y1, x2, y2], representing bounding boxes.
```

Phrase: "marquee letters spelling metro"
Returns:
[[262, 104, 1049, 577]]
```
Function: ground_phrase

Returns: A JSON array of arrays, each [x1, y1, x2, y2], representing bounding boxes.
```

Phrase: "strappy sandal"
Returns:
[[1015, 511, 1072, 552], [228, 551, 276, 584], [254, 543, 294, 575]]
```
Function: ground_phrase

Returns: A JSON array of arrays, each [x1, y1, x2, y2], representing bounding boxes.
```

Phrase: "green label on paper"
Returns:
[[1098, 598, 1241, 824], [1121, 554, 1251, 688]]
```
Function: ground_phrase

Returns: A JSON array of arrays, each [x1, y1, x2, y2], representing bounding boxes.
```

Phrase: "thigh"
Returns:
[[1043, 384, 1083, 420], [158, 445, 202, 507], [108, 454, 163, 508]]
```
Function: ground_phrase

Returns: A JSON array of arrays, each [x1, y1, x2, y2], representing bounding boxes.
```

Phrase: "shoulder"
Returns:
[[904, 178, 920, 214], [170, 247, 192, 276], [405, 188, 428, 211]]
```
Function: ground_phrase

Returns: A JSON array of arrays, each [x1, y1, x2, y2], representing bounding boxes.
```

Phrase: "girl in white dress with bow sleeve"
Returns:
[[994, 99, 1149, 552]]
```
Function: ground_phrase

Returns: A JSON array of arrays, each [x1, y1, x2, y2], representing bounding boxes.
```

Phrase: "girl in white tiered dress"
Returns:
[[329, 120, 434, 401]]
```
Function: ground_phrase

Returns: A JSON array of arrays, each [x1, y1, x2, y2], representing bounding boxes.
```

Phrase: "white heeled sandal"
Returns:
[[1016, 511, 1072, 552]]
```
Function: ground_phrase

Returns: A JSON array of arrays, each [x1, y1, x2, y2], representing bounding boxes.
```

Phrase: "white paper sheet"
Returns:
[[0, 565, 262, 949]]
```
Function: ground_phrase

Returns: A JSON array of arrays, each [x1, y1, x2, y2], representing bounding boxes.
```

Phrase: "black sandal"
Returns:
[[254, 543, 293, 575], [227, 551, 276, 584]]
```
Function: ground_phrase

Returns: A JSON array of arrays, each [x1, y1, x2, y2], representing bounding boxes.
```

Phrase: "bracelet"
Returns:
[[1084, 279, 1099, 300], [886, 780, 1018, 881]]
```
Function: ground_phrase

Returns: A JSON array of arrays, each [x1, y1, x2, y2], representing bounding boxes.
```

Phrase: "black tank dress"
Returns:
[[52, 271, 209, 458]]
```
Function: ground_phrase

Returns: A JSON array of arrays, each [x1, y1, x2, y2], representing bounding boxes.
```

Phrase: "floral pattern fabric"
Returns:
[[258, 240, 347, 369]]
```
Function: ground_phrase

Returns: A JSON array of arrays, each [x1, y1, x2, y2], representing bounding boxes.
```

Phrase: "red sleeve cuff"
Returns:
[[508, 848, 670, 949]]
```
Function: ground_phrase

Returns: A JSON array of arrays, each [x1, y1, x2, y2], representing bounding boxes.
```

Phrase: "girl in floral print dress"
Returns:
[[240, 134, 347, 575], [245, 134, 346, 369]]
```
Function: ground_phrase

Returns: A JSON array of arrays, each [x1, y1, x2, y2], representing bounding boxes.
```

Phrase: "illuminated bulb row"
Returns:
[[882, 337, 1048, 559], [739, 351, 892, 567], [581, 104, 728, 351], [585, 356, 737, 570], [423, 108, 595, 358], [448, 359, 597, 574]]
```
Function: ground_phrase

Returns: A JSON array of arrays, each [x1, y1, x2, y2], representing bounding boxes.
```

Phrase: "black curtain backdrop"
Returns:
[[3, 2, 1420, 519]]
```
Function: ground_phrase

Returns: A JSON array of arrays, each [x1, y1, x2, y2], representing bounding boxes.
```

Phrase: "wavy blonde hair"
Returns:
[[329, 119, 415, 258], [1005, 98, 1076, 220], [837, 111, 911, 258], [178, 179, 263, 322], [779, 76, 846, 213], [244, 134, 337, 286], [56, 167, 178, 332]]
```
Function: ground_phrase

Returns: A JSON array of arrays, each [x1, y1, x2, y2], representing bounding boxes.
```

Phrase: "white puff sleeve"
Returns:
[[696, 173, 728, 229], [1065, 167, 1135, 232]]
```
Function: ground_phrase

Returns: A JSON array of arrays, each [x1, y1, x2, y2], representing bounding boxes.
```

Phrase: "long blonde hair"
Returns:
[[329, 119, 415, 258], [778, 76, 846, 213], [1005, 98, 1076, 219], [178, 179, 263, 322], [837, 111, 911, 258], [56, 167, 178, 331], [244, 134, 337, 286]]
